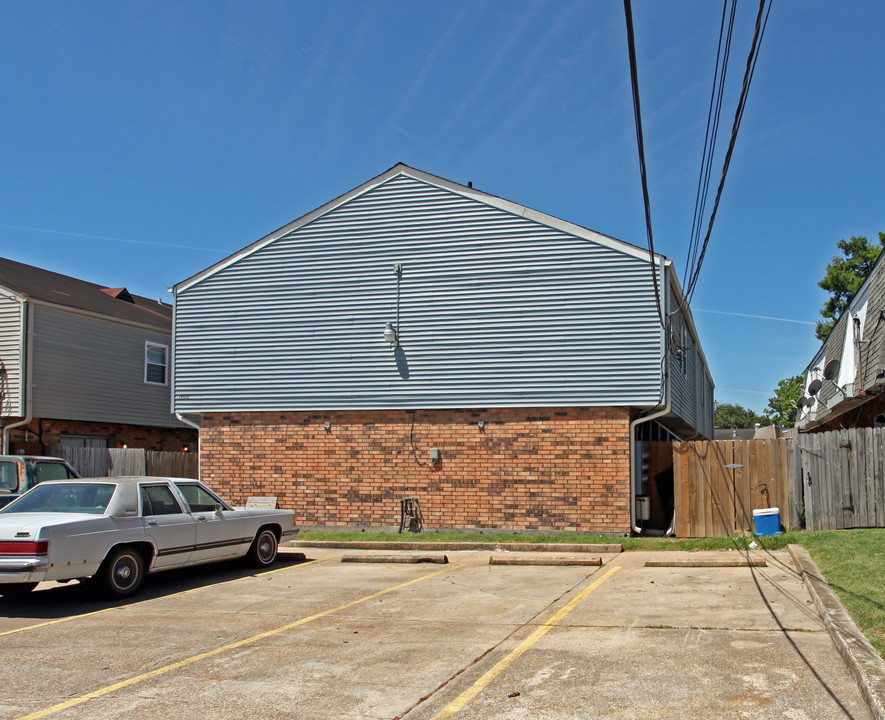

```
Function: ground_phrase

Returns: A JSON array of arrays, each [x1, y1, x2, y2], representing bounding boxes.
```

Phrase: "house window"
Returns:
[[145, 342, 168, 385]]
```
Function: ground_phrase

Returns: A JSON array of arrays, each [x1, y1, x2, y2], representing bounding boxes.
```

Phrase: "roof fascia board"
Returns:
[[174, 164, 413, 294], [175, 163, 659, 294], [0, 284, 25, 303], [25, 297, 171, 335], [399, 165, 657, 263]]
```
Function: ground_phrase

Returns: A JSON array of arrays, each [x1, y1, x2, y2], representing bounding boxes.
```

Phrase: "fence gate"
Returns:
[[797, 428, 885, 531], [673, 439, 793, 537]]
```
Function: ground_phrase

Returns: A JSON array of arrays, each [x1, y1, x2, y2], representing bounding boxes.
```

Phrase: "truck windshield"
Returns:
[[1, 483, 116, 514]]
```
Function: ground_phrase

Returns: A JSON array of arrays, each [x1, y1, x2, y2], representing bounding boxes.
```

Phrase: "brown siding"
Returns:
[[200, 407, 632, 533]]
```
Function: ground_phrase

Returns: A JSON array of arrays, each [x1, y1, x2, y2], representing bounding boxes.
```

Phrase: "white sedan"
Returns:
[[0, 477, 298, 598]]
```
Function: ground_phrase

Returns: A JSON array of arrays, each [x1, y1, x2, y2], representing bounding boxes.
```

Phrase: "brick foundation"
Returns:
[[201, 407, 633, 533]]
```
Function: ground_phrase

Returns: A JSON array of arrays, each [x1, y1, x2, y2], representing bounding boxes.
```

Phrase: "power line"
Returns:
[[684, 0, 774, 303], [684, 0, 737, 291], [623, 0, 664, 328]]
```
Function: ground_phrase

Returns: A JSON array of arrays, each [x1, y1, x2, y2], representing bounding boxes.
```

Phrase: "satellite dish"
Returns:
[[807, 379, 823, 396], [824, 359, 841, 381], [797, 396, 808, 410]]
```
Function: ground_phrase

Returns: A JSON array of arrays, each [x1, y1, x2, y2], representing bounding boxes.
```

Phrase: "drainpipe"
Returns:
[[175, 412, 201, 478], [629, 254, 670, 535], [629, 397, 671, 535], [2, 301, 33, 455]]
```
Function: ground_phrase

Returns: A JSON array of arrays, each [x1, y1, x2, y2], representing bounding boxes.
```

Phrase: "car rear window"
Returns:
[[0, 462, 17, 491], [1, 483, 116, 514]]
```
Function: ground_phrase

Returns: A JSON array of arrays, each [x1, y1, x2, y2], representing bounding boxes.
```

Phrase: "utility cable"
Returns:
[[685, 0, 773, 303], [623, 0, 664, 328], [684, 0, 737, 291]]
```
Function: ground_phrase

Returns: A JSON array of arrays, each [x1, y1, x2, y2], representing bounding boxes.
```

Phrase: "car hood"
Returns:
[[0, 512, 106, 538]]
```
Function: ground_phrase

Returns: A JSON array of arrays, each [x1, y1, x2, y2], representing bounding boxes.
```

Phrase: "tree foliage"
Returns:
[[816, 232, 885, 340], [714, 402, 770, 429], [765, 375, 802, 427]]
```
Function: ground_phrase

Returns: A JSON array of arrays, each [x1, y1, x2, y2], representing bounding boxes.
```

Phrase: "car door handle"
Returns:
[[147, 520, 158, 526], [197, 516, 207, 522]]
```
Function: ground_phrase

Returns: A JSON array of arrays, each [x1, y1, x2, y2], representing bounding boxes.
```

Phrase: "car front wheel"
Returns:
[[247, 528, 278, 568], [100, 547, 145, 598]]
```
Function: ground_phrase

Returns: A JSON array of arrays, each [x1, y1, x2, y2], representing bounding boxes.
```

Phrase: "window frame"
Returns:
[[144, 341, 169, 386]]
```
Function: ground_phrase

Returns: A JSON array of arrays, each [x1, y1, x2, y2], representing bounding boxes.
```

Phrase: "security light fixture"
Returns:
[[383, 322, 398, 347], [477, 419, 485, 429], [324, 421, 331, 431]]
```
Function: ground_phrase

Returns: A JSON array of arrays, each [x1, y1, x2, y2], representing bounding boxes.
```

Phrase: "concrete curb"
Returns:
[[645, 558, 766, 568], [489, 556, 602, 566], [289, 540, 622, 553], [789, 544, 885, 720], [341, 554, 449, 564]]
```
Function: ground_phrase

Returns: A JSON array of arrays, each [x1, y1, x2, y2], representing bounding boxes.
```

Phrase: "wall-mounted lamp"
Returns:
[[324, 421, 332, 432], [383, 321, 399, 348], [477, 420, 485, 429], [182, 445, 189, 453]]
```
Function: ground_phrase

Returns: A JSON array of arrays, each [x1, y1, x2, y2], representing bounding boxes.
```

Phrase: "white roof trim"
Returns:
[[174, 163, 660, 294]]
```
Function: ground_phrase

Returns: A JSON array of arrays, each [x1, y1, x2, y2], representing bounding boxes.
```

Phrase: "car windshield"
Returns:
[[0, 483, 116, 514]]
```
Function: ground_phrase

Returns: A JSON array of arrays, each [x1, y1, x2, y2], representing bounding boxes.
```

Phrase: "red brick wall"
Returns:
[[201, 407, 633, 533], [6, 418, 197, 453]]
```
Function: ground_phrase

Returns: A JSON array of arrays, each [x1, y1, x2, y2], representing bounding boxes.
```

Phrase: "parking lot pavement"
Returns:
[[0, 547, 875, 720]]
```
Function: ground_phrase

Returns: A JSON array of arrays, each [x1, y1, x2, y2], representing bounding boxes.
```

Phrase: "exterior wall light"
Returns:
[[324, 421, 331, 431], [383, 322, 398, 347], [477, 420, 485, 429]]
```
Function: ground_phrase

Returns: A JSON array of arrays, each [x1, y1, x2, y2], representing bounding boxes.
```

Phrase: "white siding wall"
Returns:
[[31, 304, 182, 427], [0, 295, 23, 416], [174, 175, 667, 412]]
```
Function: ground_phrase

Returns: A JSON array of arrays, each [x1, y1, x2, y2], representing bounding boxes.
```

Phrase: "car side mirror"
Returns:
[[215, 503, 225, 514]]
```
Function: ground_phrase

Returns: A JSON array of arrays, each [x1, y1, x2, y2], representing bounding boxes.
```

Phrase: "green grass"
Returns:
[[299, 527, 885, 657], [794, 529, 885, 658]]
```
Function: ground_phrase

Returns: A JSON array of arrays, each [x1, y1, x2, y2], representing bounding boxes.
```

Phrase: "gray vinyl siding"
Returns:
[[667, 281, 714, 438], [0, 295, 23, 416], [30, 304, 181, 427], [174, 175, 666, 412], [862, 257, 885, 390]]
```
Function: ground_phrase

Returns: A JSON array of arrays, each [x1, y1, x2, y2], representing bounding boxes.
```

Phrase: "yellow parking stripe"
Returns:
[[432, 565, 621, 720], [0, 559, 318, 638], [15, 563, 462, 720]]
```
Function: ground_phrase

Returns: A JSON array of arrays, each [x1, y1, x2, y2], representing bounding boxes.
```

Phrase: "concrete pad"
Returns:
[[0, 547, 875, 720]]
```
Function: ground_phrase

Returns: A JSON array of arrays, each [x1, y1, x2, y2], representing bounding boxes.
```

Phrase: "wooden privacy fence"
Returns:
[[673, 439, 793, 537], [48, 446, 198, 479], [797, 428, 885, 531]]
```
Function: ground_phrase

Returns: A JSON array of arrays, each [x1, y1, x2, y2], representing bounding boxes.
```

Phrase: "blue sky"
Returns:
[[2, 1, 883, 414]]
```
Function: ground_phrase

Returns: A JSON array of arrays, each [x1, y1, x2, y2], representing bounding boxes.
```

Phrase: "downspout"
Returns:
[[170, 284, 201, 477], [629, 255, 670, 535], [175, 412, 201, 477], [629, 390, 671, 535], [2, 300, 33, 454]]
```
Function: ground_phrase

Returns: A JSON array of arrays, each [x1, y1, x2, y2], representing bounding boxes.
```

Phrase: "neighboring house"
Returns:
[[0, 257, 197, 455], [797, 250, 885, 432], [171, 164, 713, 534]]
